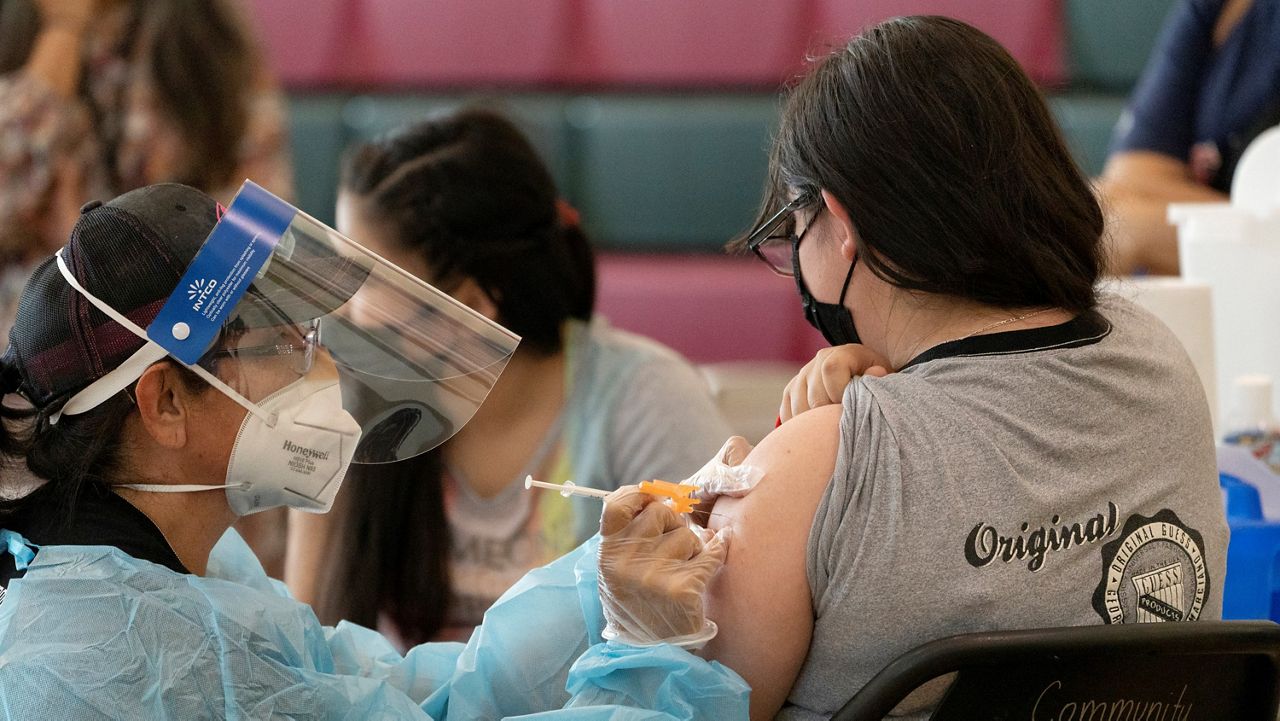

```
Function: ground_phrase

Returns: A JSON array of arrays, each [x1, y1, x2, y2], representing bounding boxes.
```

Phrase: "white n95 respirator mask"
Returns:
[[225, 374, 362, 515], [116, 374, 363, 516]]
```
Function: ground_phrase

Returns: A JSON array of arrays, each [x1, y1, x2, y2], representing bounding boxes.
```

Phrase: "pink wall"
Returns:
[[246, 0, 1065, 89], [595, 254, 826, 365]]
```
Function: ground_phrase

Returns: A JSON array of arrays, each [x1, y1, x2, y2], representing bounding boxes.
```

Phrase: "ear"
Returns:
[[821, 189, 858, 263], [133, 362, 191, 449], [450, 277, 501, 322]]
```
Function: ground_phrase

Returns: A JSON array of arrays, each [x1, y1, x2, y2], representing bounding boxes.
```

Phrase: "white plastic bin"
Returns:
[[1103, 276, 1217, 430], [1169, 126, 1280, 425]]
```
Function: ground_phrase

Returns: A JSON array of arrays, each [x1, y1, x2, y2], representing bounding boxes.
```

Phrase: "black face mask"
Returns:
[[793, 249, 860, 347]]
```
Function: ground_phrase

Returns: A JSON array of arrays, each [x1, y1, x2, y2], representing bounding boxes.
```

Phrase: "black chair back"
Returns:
[[832, 621, 1280, 721]]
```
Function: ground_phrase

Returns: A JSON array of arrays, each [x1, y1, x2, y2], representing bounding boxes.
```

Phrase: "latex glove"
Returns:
[[684, 436, 760, 528], [687, 435, 760, 499], [779, 344, 892, 423], [597, 486, 730, 649]]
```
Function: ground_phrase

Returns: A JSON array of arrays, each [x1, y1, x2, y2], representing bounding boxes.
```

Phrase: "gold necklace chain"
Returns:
[[954, 307, 1054, 342]]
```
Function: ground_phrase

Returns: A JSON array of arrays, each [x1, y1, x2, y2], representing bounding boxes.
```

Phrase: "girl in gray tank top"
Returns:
[[706, 16, 1227, 721], [786, 297, 1225, 720]]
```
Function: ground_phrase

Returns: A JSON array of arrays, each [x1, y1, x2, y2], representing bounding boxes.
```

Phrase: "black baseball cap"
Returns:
[[2, 183, 369, 411]]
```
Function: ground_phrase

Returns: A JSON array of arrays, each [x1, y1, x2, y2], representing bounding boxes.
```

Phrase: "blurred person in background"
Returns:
[[0, 0, 294, 576], [0, 0, 292, 331], [1098, 0, 1280, 275], [286, 109, 733, 648]]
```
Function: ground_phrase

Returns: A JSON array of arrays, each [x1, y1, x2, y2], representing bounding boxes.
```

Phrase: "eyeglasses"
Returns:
[[209, 319, 322, 375], [745, 195, 818, 277]]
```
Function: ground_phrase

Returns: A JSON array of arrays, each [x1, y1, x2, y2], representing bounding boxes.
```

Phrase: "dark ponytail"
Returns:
[[315, 453, 449, 645], [0, 355, 33, 462], [314, 108, 595, 642], [556, 223, 596, 325], [0, 379, 134, 527]]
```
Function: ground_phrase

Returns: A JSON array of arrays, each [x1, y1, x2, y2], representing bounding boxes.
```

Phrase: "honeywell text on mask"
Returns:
[[283, 439, 330, 461]]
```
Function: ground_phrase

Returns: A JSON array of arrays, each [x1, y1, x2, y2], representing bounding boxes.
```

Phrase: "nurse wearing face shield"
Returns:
[[0, 182, 745, 719]]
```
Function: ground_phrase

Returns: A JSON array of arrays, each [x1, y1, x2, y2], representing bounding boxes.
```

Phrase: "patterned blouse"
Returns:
[[0, 8, 293, 347]]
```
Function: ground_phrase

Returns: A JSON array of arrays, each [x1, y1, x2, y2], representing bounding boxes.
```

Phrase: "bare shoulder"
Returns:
[[735, 403, 842, 492], [701, 403, 843, 721], [705, 402, 843, 581]]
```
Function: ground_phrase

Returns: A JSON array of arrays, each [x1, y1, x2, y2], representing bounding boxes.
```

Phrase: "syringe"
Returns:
[[524, 476, 611, 498], [524, 475, 703, 515]]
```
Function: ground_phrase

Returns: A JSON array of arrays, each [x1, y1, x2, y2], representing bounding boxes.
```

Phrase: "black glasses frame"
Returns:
[[745, 194, 818, 277]]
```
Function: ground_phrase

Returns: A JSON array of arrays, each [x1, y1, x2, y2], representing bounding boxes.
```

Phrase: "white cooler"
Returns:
[[1170, 126, 1280, 425]]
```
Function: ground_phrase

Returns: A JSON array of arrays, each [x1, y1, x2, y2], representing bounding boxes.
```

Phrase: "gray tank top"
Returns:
[[780, 295, 1228, 720]]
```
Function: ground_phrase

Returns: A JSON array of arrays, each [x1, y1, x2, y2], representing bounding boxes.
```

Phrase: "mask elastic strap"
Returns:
[[117, 482, 251, 494], [836, 256, 857, 305], [53, 250, 275, 426]]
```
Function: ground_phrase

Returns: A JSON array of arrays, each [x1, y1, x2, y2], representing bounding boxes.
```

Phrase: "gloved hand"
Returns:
[[686, 435, 760, 498], [779, 344, 892, 423], [597, 486, 730, 649], [684, 436, 761, 527]]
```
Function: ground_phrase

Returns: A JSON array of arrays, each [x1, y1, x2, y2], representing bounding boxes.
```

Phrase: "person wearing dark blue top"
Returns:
[[1099, 0, 1280, 275]]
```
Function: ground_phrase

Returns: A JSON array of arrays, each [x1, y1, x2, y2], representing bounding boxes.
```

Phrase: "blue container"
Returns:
[[1221, 521, 1280, 621], [1221, 472, 1280, 621], [1222, 473, 1265, 521]]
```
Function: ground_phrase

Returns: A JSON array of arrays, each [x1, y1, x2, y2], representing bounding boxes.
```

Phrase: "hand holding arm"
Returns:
[[779, 344, 891, 423]]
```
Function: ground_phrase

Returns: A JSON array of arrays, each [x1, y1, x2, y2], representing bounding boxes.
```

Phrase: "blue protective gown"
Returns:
[[0, 529, 748, 719]]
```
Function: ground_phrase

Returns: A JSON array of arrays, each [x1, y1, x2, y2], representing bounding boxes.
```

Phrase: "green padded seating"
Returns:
[[341, 94, 573, 188], [287, 90, 1130, 247], [1048, 93, 1130, 176], [1065, 0, 1180, 91], [283, 0, 1187, 250], [564, 95, 779, 250], [1051, 0, 1182, 178], [288, 90, 1142, 243], [285, 94, 346, 225]]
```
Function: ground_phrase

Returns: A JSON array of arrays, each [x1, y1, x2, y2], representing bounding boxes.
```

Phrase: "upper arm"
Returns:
[[1098, 150, 1228, 202], [701, 404, 844, 721]]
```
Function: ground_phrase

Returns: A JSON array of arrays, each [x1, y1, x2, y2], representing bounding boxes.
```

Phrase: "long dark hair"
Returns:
[[0, 0, 259, 191], [743, 16, 1104, 313], [316, 109, 595, 644]]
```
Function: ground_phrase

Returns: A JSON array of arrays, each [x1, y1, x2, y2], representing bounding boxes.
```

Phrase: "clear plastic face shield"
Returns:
[[54, 181, 519, 513], [177, 183, 518, 464]]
